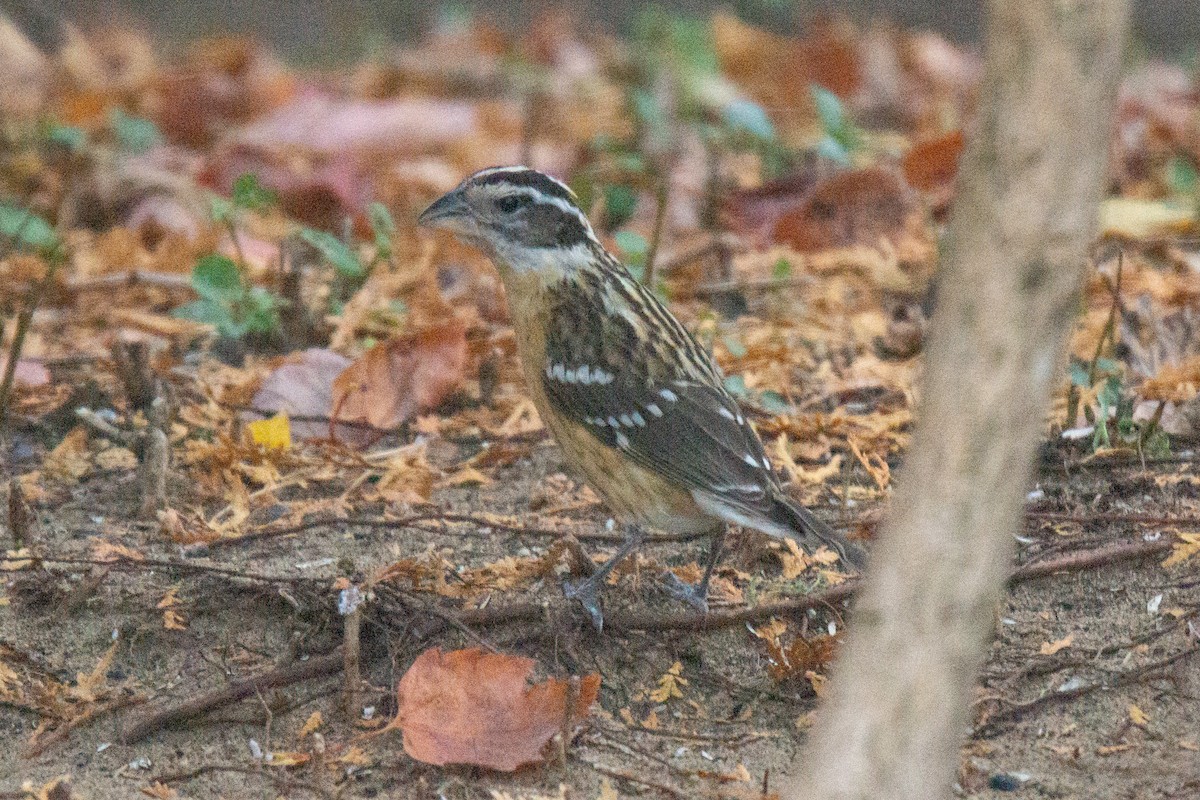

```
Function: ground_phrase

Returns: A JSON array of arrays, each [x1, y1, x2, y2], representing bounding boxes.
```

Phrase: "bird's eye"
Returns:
[[495, 196, 522, 214]]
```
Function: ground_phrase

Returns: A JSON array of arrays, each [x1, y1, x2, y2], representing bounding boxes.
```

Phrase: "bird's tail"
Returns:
[[768, 495, 868, 571]]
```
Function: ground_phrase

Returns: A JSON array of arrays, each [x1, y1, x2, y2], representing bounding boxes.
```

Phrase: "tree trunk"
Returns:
[[786, 2, 1130, 798]]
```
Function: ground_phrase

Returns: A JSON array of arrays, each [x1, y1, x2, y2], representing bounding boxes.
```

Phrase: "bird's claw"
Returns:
[[659, 571, 709, 613], [563, 577, 605, 631]]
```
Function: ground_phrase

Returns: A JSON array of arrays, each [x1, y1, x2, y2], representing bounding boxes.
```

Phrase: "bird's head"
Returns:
[[417, 166, 600, 274]]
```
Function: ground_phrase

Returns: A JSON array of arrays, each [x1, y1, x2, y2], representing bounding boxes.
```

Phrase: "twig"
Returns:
[[0, 249, 65, 429], [1010, 536, 1173, 581], [342, 588, 363, 723], [24, 694, 144, 758], [580, 759, 688, 798], [64, 270, 193, 294], [643, 173, 670, 288], [974, 645, 1199, 736], [121, 649, 344, 744], [152, 763, 331, 797], [140, 397, 169, 516]]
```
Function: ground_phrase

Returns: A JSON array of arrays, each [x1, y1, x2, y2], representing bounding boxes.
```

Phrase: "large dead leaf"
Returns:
[[390, 647, 599, 771], [249, 348, 353, 441], [772, 167, 916, 253], [331, 321, 467, 434]]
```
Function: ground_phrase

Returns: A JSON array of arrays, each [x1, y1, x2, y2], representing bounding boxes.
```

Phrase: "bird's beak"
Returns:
[[417, 189, 468, 230]]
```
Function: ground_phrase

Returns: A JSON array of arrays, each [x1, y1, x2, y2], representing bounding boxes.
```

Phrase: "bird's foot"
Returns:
[[563, 577, 606, 631], [659, 571, 709, 613]]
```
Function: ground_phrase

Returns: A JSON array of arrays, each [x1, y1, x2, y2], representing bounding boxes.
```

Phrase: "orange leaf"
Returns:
[[901, 130, 964, 193], [331, 322, 468, 435], [771, 167, 914, 253], [1039, 634, 1074, 655], [390, 647, 599, 771]]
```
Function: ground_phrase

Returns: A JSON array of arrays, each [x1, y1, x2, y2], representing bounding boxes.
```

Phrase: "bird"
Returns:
[[419, 166, 866, 628]]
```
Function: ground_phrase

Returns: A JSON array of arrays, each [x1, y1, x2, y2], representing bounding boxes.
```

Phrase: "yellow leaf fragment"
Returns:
[[299, 711, 323, 737], [1128, 704, 1150, 727], [648, 662, 688, 703], [1162, 533, 1200, 568], [247, 412, 292, 449], [1178, 740, 1199, 752], [1039, 634, 1074, 655], [597, 778, 619, 800], [162, 610, 187, 630]]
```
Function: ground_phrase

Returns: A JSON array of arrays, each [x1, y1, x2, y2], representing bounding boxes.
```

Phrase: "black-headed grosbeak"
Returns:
[[419, 166, 866, 628]]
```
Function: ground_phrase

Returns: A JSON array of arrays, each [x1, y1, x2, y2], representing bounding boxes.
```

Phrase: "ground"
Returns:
[[2, 425, 1197, 800]]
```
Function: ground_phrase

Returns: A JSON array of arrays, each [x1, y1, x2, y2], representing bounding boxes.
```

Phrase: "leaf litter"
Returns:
[[0, 7, 1197, 800]]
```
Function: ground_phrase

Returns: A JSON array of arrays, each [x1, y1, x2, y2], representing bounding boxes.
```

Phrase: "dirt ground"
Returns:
[[2, 420, 1197, 800]]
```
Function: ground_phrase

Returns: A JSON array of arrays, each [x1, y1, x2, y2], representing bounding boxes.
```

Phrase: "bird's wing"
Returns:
[[540, 271, 779, 515]]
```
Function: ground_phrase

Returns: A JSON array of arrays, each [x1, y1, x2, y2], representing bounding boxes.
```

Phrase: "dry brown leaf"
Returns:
[[44, 427, 91, 481], [648, 661, 687, 703], [1162, 533, 1200, 568], [901, 130, 964, 198], [772, 168, 916, 253], [250, 348, 355, 442], [1096, 743, 1136, 756], [332, 321, 468, 435], [389, 647, 600, 771]]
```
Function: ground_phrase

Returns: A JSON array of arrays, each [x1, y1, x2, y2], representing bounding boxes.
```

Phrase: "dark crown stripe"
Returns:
[[475, 167, 578, 207]]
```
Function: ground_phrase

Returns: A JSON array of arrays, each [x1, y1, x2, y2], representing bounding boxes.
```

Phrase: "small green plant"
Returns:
[[109, 109, 163, 154], [174, 254, 280, 338], [811, 85, 865, 166]]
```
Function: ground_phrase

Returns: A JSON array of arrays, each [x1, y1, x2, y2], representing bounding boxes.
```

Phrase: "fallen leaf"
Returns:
[[1128, 704, 1150, 727], [299, 711, 323, 737], [901, 130, 964, 197], [698, 763, 753, 784], [390, 647, 599, 771], [247, 412, 292, 449], [597, 779, 619, 800], [139, 781, 177, 799], [648, 662, 688, 703], [250, 348, 355, 442], [1039, 634, 1074, 655], [1096, 743, 1135, 756], [44, 427, 91, 481], [1179, 739, 1199, 751], [331, 321, 468, 435], [1163, 532, 1200, 568], [95, 446, 138, 471], [771, 167, 916, 253], [0, 357, 50, 388], [266, 751, 311, 767]]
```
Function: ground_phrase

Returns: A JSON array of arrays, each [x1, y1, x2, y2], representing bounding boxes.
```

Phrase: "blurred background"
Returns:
[[7, 0, 1199, 62]]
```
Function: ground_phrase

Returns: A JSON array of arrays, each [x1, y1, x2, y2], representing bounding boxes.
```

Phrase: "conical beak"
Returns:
[[417, 189, 468, 229]]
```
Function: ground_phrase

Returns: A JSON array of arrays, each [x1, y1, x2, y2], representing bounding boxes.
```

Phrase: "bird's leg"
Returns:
[[563, 524, 647, 631], [660, 528, 726, 612]]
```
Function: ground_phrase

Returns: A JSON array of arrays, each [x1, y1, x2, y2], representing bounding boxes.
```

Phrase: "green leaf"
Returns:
[[614, 230, 648, 266], [0, 202, 59, 253], [759, 390, 791, 414], [772, 257, 793, 280], [603, 185, 639, 228], [1166, 156, 1198, 195], [109, 109, 163, 153], [723, 374, 748, 398], [722, 334, 747, 359], [1094, 356, 1120, 373], [174, 299, 236, 329], [208, 196, 235, 224], [722, 99, 775, 140], [815, 137, 852, 167], [232, 173, 277, 211], [811, 86, 846, 136], [1068, 360, 1091, 387], [299, 227, 364, 277], [192, 254, 244, 302], [45, 123, 87, 152]]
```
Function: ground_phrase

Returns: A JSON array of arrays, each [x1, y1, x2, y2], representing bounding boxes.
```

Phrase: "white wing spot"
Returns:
[[578, 365, 592, 384], [718, 407, 737, 421], [595, 369, 614, 384], [659, 388, 679, 402], [742, 453, 761, 468], [619, 414, 633, 427], [646, 403, 663, 417], [589, 416, 606, 427], [736, 412, 744, 424], [615, 432, 630, 448], [607, 416, 620, 428], [552, 363, 566, 381], [630, 411, 646, 427]]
